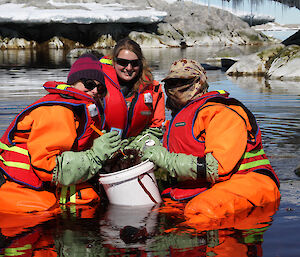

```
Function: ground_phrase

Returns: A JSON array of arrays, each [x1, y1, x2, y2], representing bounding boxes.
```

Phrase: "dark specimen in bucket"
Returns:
[[102, 149, 142, 174]]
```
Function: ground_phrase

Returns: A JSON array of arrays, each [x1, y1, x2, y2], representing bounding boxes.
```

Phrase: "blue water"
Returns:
[[262, 30, 299, 41]]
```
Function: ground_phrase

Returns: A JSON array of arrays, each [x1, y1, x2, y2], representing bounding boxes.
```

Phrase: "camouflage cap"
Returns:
[[162, 59, 207, 83]]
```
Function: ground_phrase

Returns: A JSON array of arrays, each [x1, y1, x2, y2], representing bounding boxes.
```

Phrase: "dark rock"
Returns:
[[221, 58, 237, 71], [282, 29, 300, 46], [294, 165, 300, 176]]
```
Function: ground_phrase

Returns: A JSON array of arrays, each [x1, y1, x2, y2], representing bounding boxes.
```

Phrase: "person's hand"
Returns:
[[120, 138, 129, 150], [142, 127, 163, 139], [54, 131, 121, 186], [141, 145, 168, 165], [142, 146, 199, 180], [91, 130, 121, 161], [125, 133, 161, 152]]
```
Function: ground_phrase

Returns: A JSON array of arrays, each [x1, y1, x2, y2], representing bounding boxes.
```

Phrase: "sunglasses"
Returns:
[[115, 58, 141, 68], [81, 79, 107, 96], [164, 77, 200, 89]]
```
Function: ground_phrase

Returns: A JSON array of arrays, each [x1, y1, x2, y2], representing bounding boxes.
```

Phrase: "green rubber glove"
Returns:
[[120, 138, 129, 150], [142, 127, 164, 139], [125, 127, 163, 151], [141, 145, 198, 179], [142, 146, 219, 183], [54, 131, 121, 186], [125, 133, 161, 152]]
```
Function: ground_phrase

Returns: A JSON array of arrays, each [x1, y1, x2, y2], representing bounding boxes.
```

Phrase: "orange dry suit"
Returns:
[[162, 90, 281, 221], [0, 82, 104, 213], [100, 56, 165, 138]]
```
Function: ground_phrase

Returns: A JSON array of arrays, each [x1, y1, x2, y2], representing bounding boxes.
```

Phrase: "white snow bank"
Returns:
[[0, 3, 167, 24]]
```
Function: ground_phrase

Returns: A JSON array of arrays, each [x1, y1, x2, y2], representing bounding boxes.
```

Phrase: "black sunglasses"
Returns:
[[81, 79, 107, 96], [164, 77, 199, 89], [115, 58, 141, 68]]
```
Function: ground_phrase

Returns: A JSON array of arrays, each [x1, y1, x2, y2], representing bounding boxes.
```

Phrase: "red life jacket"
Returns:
[[100, 56, 160, 138], [162, 90, 279, 200], [100, 56, 128, 136], [0, 82, 104, 189]]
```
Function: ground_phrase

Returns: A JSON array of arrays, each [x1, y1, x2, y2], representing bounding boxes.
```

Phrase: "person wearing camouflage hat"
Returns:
[[162, 59, 209, 115], [141, 58, 280, 223]]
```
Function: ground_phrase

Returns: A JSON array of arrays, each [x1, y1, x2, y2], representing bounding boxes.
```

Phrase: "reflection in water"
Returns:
[[0, 199, 278, 256], [100, 204, 160, 249]]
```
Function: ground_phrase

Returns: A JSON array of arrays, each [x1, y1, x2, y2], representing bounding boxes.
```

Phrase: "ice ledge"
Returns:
[[0, 3, 167, 24]]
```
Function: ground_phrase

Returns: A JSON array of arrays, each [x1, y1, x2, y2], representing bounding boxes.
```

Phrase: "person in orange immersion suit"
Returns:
[[141, 58, 281, 223], [0, 53, 121, 214], [99, 38, 165, 145]]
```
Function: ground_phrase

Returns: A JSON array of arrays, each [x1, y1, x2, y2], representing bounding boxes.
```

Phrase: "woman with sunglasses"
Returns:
[[100, 38, 165, 142], [0, 53, 121, 213]]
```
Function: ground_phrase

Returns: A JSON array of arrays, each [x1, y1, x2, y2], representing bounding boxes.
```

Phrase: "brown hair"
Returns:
[[112, 37, 153, 92]]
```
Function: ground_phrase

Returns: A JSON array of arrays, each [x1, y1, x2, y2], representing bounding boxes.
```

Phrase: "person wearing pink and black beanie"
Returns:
[[0, 53, 121, 214]]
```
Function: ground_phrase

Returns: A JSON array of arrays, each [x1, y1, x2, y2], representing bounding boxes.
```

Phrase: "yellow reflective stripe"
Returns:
[[60, 185, 76, 204], [60, 186, 68, 204], [243, 149, 265, 159], [69, 184, 76, 204], [70, 204, 77, 215], [100, 58, 113, 65], [0, 156, 30, 170], [0, 142, 28, 156], [217, 90, 226, 94], [4, 244, 32, 256], [56, 84, 71, 90], [238, 159, 270, 171]]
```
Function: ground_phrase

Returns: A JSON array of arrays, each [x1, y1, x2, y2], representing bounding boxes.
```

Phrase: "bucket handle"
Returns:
[[137, 173, 159, 204]]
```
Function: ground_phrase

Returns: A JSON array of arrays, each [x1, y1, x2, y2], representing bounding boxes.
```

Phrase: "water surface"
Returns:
[[0, 47, 300, 256]]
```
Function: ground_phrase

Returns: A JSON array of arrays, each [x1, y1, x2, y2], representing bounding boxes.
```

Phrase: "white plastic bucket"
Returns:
[[99, 160, 162, 206]]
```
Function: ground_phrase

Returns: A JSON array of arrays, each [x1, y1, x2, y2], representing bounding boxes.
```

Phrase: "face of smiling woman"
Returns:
[[114, 49, 141, 82]]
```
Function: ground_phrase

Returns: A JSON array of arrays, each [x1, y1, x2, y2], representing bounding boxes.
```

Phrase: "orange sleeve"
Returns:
[[18, 105, 78, 181], [193, 103, 248, 179], [150, 81, 165, 128]]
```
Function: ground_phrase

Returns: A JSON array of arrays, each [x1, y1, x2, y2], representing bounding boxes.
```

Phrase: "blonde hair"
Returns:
[[112, 38, 153, 92]]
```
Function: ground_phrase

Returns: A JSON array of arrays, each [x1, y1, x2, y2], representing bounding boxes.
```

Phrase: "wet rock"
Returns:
[[294, 165, 300, 177], [282, 29, 300, 46], [0, 37, 36, 49], [226, 51, 270, 76], [91, 34, 116, 49], [226, 44, 300, 80], [268, 45, 300, 80]]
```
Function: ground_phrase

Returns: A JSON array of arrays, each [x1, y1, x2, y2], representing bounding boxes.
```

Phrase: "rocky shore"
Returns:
[[0, 0, 273, 50], [1, 0, 299, 81]]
